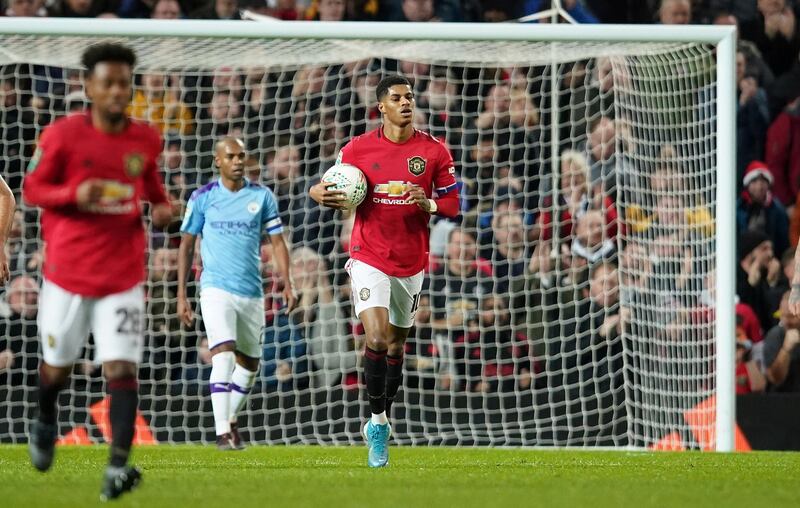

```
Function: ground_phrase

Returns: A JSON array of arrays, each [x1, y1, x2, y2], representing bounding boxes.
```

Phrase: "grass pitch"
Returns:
[[0, 445, 798, 508]]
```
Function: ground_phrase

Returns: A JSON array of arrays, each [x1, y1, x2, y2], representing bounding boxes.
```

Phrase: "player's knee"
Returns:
[[102, 360, 137, 381], [365, 331, 389, 351], [211, 350, 236, 371], [387, 342, 404, 357], [236, 353, 260, 372]]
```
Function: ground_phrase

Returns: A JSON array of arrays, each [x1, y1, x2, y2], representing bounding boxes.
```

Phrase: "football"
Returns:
[[321, 163, 368, 209]]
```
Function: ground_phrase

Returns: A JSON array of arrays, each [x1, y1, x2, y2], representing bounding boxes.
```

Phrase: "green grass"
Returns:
[[0, 445, 798, 508]]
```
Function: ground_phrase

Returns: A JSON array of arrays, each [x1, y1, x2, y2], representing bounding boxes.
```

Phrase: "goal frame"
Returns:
[[0, 18, 737, 452]]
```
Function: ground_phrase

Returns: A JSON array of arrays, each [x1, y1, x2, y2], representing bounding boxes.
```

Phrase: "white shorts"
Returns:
[[346, 259, 424, 329], [200, 287, 265, 359], [38, 279, 145, 367]]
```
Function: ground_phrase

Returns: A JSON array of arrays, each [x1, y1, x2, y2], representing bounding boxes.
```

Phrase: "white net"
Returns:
[[0, 30, 721, 448]]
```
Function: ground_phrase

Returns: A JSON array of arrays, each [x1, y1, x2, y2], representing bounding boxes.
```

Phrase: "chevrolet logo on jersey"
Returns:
[[374, 181, 409, 197], [373, 181, 414, 205], [408, 156, 426, 176]]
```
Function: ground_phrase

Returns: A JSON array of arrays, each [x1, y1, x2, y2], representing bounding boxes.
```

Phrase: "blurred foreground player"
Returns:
[[23, 42, 173, 501]]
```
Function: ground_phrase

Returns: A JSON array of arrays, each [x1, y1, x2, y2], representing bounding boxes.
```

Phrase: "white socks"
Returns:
[[371, 411, 388, 425], [209, 351, 235, 436], [229, 364, 258, 423]]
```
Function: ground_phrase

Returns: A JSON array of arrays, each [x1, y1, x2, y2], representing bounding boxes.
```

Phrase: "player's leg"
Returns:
[[385, 270, 424, 417], [228, 294, 264, 450], [347, 259, 392, 467], [199, 288, 239, 449], [30, 279, 91, 472], [92, 285, 145, 501]]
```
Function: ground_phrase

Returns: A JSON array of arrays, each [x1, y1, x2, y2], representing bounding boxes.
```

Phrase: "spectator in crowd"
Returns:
[[150, 0, 183, 18], [570, 209, 615, 268], [0, 275, 40, 387], [405, 291, 456, 390], [48, 0, 117, 16], [5, 210, 35, 276], [418, 68, 463, 151], [766, 94, 800, 209], [191, 0, 241, 19], [763, 290, 800, 391], [736, 161, 789, 258], [736, 49, 771, 185], [658, 0, 691, 24], [739, 0, 800, 78], [736, 311, 767, 394], [461, 294, 534, 393], [305, 0, 346, 20], [290, 246, 355, 388], [129, 72, 194, 135], [481, 0, 522, 21], [262, 304, 309, 391], [577, 261, 626, 424], [388, 0, 461, 22], [5, 0, 47, 16], [430, 229, 493, 387], [584, 116, 626, 194], [486, 209, 527, 291], [737, 229, 778, 330], [538, 149, 617, 242], [182, 337, 213, 382]]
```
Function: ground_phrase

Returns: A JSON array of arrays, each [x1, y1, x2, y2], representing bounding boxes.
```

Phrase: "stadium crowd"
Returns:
[[2, 0, 800, 420]]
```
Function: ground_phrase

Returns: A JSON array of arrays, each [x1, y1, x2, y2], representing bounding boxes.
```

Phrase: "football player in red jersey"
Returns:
[[310, 75, 459, 467], [23, 43, 173, 501]]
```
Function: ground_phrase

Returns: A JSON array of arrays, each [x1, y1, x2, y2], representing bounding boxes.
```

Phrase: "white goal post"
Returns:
[[0, 18, 736, 452]]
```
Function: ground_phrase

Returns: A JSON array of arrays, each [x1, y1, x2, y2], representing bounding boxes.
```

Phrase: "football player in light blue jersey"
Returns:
[[177, 137, 296, 450]]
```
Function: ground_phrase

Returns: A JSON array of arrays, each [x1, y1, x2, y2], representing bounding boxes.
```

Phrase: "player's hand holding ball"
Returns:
[[312, 163, 367, 211], [309, 181, 349, 210]]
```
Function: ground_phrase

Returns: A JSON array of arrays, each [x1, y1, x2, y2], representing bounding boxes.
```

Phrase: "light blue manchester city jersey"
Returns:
[[180, 179, 283, 298]]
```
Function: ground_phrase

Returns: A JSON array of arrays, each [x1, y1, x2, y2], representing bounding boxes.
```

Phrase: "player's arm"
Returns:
[[270, 233, 297, 313], [0, 176, 16, 283], [177, 232, 196, 328], [406, 145, 460, 218], [177, 190, 206, 327], [309, 143, 350, 210], [263, 190, 296, 312], [22, 127, 100, 209]]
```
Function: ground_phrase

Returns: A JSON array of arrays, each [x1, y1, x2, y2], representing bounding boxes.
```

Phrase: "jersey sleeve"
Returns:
[[261, 188, 283, 236], [22, 123, 78, 208], [432, 143, 459, 218], [180, 189, 206, 235], [141, 129, 170, 205], [433, 144, 458, 196], [336, 139, 357, 166]]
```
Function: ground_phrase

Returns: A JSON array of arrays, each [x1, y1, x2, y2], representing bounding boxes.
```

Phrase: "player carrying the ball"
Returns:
[[310, 75, 459, 467]]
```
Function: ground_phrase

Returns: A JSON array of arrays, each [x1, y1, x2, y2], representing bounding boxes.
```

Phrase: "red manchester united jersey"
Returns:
[[23, 113, 169, 297], [339, 128, 458, 277]]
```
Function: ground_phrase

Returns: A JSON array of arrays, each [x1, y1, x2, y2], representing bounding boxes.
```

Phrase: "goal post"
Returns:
[[0, 18, 736, 451]]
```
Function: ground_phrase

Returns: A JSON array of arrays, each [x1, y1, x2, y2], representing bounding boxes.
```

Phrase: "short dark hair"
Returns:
[[376, 75, 412, 102], [81, 42, 137, 75]]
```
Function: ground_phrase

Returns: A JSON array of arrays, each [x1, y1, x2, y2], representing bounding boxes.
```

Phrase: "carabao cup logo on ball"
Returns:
[[322, 163, 367, 209]]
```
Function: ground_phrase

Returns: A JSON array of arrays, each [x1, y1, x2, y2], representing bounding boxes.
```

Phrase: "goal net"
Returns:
[[0, 20, 735, 449]]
